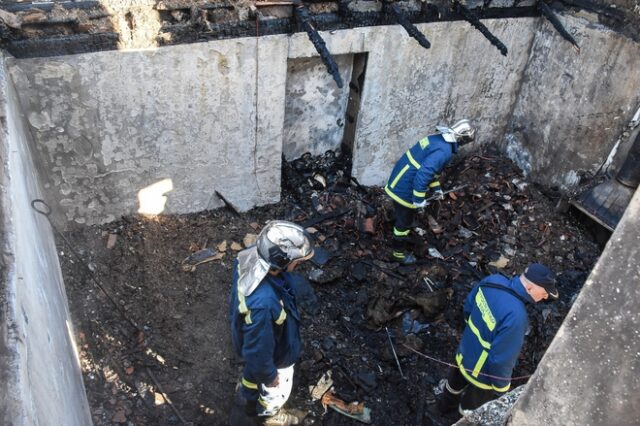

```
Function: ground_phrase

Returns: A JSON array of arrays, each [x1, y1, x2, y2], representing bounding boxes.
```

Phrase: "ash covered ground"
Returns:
[[59, 147, 601, 425]]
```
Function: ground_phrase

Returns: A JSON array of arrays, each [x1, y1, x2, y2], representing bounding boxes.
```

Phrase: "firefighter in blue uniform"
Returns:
[[229, 221, 315, 426], [436, 263, 559, 414], [384, 119, 476, 264]]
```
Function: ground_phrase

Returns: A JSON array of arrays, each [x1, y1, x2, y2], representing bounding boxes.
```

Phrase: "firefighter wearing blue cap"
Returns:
[[435, 263, 559, 414], [229, 221, 315, 426], [384, 119, 476, 264]]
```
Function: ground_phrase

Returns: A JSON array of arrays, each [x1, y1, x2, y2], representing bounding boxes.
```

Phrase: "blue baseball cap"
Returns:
[[524, 263, 558, 299]]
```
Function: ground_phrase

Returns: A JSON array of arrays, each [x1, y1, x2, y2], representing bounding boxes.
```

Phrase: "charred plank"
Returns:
[[294, 2, 344, 88], [383, 1, 430, 49], [538, 1, 580, 53], [453, 1, 507, 56]]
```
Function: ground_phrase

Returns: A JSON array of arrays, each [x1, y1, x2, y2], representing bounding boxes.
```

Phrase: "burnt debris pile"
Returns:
[[58, 147, 600, 424], [278, 147, 598, 423]]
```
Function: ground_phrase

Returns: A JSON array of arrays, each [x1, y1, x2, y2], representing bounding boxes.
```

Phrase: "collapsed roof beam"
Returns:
[[383, 1, 431, 50], [453, 1, 508, 56], [537, 0, 580, 53], [293, 1, 344, 88]]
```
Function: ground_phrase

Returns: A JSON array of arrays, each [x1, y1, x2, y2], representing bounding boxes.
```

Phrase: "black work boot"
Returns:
[[391, 250, 417, 265], [433, 379, 462, 414], [230, 390, 259, 426]]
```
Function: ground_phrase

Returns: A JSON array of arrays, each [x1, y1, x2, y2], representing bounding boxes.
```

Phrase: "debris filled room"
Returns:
[[1, 1, 639, 425]]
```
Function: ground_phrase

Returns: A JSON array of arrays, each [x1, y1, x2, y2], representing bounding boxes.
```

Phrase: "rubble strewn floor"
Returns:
[[59, 147, 601, 425]]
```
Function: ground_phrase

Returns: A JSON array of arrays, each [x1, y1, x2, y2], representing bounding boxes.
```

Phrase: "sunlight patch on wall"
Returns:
[[137, 179, 173, 215]]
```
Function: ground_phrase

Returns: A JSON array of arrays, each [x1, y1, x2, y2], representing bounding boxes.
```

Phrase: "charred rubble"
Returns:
[[58, 147, 600, 424], [1, 0, 638, 59]]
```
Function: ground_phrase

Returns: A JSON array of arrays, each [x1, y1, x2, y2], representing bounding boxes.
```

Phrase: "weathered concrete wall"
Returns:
[[508, 187, 640, 426], [282, 54, 353, 160], [8, 37, 288, 227], [350, 20, 537, 185], [8, 15, 640, 227], [504, 14, 640, 190], [0, 54, 91, 425]]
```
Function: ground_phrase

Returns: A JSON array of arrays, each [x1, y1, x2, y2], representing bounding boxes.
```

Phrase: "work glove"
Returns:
[[413, 200, 429, 208], [432, 189, 445, 200]]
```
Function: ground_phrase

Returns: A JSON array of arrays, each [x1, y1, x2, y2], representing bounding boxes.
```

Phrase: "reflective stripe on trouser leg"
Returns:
[[257, 365, 295, 416], [393, 227, 411, 258], [446, 379, 465, 395], [392, 227, 411, 259]]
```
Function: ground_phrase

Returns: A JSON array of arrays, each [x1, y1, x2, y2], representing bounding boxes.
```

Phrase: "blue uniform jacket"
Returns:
[[456, 274, 533, 392], [229, 261, 302, 387], [384, 133, 456, 209]]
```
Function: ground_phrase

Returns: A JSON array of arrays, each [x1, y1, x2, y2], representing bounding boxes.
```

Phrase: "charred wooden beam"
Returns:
[[294, 2, 344, 88], [538, 1, 580, 53], [453, 1, 507, 56], [383, 1, 430, 49], [2, 1, 103, 13], [5, 32, 119, 58]]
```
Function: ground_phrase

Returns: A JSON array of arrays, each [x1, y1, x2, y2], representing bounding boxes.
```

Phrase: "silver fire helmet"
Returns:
[[237, 221, 314, 296], [436, 119, 477, 145]]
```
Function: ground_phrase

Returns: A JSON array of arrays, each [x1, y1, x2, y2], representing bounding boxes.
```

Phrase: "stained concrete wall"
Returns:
[[8, 15, 640, 228], [508, 187, 640, 426], [7, 37, 289, 227], [282, 54, 354, 160], [350, 20, 537, 185], [0, 54, 91, 425], [504, 14, 640, 189]]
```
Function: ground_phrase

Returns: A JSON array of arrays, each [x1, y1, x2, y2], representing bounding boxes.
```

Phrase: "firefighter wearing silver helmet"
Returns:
[[229, 221, 315, 426], [384, 119, 477, 264]]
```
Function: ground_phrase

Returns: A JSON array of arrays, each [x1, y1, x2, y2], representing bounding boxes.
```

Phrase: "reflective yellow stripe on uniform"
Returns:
[[275, 309, 287, 325], [239, 295, 252, 324], [475, 288, 496, 331], [419, 137, 430, 149], [393, 227, 410, 237], [390, 165, 410, 189], [384, 186, 416, 209], [406, 151, 421, 169], [468, 318, 491, 350], [413, 190, 426, 197], [472, 350, 489, 377], [429, 180, 441, 188], [242, 377, 258, 389], [456, 353, 511, 392]]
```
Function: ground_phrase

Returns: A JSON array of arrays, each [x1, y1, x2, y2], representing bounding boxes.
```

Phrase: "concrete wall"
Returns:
[[8, 37, 288, 227], [350, 20, 537, 185], [508, 187, 640, 426], [504, 14, 640, 189], [7, 15, 640, 227], [282, 54, 354, 160], [0, 54, 91, 425]]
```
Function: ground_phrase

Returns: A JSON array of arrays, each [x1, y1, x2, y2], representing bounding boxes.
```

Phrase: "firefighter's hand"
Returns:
[[413, 200, 429, 208], [432, 189, 445, 200], [265, 376, 280, 388]]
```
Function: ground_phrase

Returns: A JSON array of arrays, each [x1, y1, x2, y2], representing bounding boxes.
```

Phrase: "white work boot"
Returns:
[[261, 409, 301, 426]]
